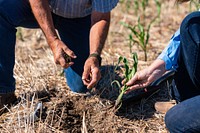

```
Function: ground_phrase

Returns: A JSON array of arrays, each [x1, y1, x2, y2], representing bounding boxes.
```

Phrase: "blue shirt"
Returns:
[[49, 0, 119, 18], [158, 29, 180, 70]]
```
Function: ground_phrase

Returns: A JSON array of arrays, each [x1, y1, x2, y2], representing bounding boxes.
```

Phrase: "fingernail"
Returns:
[[73, 55, 77, 58]]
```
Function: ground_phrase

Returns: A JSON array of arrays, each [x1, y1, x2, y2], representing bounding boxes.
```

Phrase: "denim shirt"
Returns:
[[49, 0, 119, 18], [158, 29, 180, 70]]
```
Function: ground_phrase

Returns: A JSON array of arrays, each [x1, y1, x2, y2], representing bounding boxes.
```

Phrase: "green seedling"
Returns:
[[122, 17, 152, 61], [121, 0, 161, 61], [120, 0, 133, 13], [112, 53, 138, 110], [133, 0, 139, 15]]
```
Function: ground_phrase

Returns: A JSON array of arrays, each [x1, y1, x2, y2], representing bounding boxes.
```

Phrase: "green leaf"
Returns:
[[115, 56, 123, 71], [111, 80, 122, 90]]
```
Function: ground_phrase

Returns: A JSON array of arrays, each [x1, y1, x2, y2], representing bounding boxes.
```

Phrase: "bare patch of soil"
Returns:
[[0, 1, 196, 132], [20, 73, 171, 133]]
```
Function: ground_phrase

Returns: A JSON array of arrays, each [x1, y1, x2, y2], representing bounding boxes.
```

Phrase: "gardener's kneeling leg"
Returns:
[[64, 67, 88, 93], [174, 11, 200, 101], [165, 95, 200, 132]]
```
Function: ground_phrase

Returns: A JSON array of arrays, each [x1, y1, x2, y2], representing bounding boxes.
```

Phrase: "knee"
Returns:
[[64, 67, 88, 93], [165, 109, 176, 132], [181, 11, 200, 30], [165, 106, 183, 133], [165, 105, 187, 133], [180, 11, 200, 45]]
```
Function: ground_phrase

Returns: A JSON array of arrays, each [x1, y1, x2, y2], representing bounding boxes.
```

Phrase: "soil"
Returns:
[[0, 1, 195, 133], [25, 71, 172, 133]]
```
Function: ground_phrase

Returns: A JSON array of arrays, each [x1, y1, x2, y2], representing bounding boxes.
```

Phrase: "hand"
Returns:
[[50, 39, 77, 68], [82, 56, 101, 89], [125, 68, 164, 94]]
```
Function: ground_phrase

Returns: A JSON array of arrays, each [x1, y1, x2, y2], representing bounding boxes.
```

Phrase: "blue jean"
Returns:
[[0, 0, 90, 93], [165, 11, 200, 133]]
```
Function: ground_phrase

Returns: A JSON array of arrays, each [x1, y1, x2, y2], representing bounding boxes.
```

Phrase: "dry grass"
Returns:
[[0, 0, 197, 133]]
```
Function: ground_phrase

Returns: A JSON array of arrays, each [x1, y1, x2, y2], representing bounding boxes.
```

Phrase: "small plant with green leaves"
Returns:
[[122, 0, 161, 61], [112, 53, 138, 109], [119, 0, 133, 13]]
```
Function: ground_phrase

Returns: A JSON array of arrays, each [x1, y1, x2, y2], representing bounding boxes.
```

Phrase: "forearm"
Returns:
[[90, 11, 110, 55], [148, 59, 166, 76], [29, 0, 58, 48]]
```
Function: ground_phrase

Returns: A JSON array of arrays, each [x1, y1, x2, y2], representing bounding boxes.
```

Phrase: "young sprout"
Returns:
[[121, 0, 161, 61], [112, 53, 138, 110]]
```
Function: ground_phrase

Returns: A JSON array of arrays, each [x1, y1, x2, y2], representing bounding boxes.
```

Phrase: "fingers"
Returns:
[[60, 46, 77, 68], [125, 82, 148, 94], [55, 55, 74, 68], [58, 46, 76, 68], [82, 67, 91, 86], [63, 53, 72, 63], [82, 67, 101, 89], [123, 71, 149, 94], [63, 47, 77, 59], [51, 40, 77, 68], [126, 74, 138, 86], [121, 79, 126, 85], [87, 68, 101, 89]]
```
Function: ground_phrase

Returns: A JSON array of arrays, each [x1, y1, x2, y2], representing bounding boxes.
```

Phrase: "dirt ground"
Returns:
[[0, 1, 196, 133]]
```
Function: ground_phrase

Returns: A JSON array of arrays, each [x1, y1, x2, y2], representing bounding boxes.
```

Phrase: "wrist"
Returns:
[[149, 59, 166, 74], [88, 53, 102, 66], [48, 36, 59, 48]]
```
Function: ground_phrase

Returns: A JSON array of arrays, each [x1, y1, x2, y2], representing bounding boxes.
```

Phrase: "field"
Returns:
[[0, 1, 197, 133]]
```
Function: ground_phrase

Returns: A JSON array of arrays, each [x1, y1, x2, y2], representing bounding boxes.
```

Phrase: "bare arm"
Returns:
[[82, 11, 110, 89], [89, 11, 110, 55], [29, 0, 57, 45], [29, 0, 76, 68]]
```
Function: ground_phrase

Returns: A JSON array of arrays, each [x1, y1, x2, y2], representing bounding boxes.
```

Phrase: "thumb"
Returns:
[[82, 69, 90, 80], [63, 47, 77, 59], [126, 75, 138, 86]]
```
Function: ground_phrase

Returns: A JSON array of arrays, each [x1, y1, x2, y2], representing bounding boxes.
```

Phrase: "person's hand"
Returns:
[[50, 39, 77, 68], [125, 68, 164, 94], [82, 56, 101, 89]]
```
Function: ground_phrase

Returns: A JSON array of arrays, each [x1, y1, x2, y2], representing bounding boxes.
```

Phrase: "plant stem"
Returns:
[[144, 49, 147, 61], [115, 87, 126, 108]]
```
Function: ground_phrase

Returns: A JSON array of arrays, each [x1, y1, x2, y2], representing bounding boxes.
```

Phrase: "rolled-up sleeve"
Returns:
[[92, 0, 119, 13], [158, 29, 180, 70]]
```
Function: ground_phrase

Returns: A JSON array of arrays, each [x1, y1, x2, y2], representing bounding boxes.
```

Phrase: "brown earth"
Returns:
[[0, 1, 196, 133]]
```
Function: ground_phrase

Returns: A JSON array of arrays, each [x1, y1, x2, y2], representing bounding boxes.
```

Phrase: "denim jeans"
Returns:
[[165, 11, 200, 133], [0, 0, 89, 93]]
